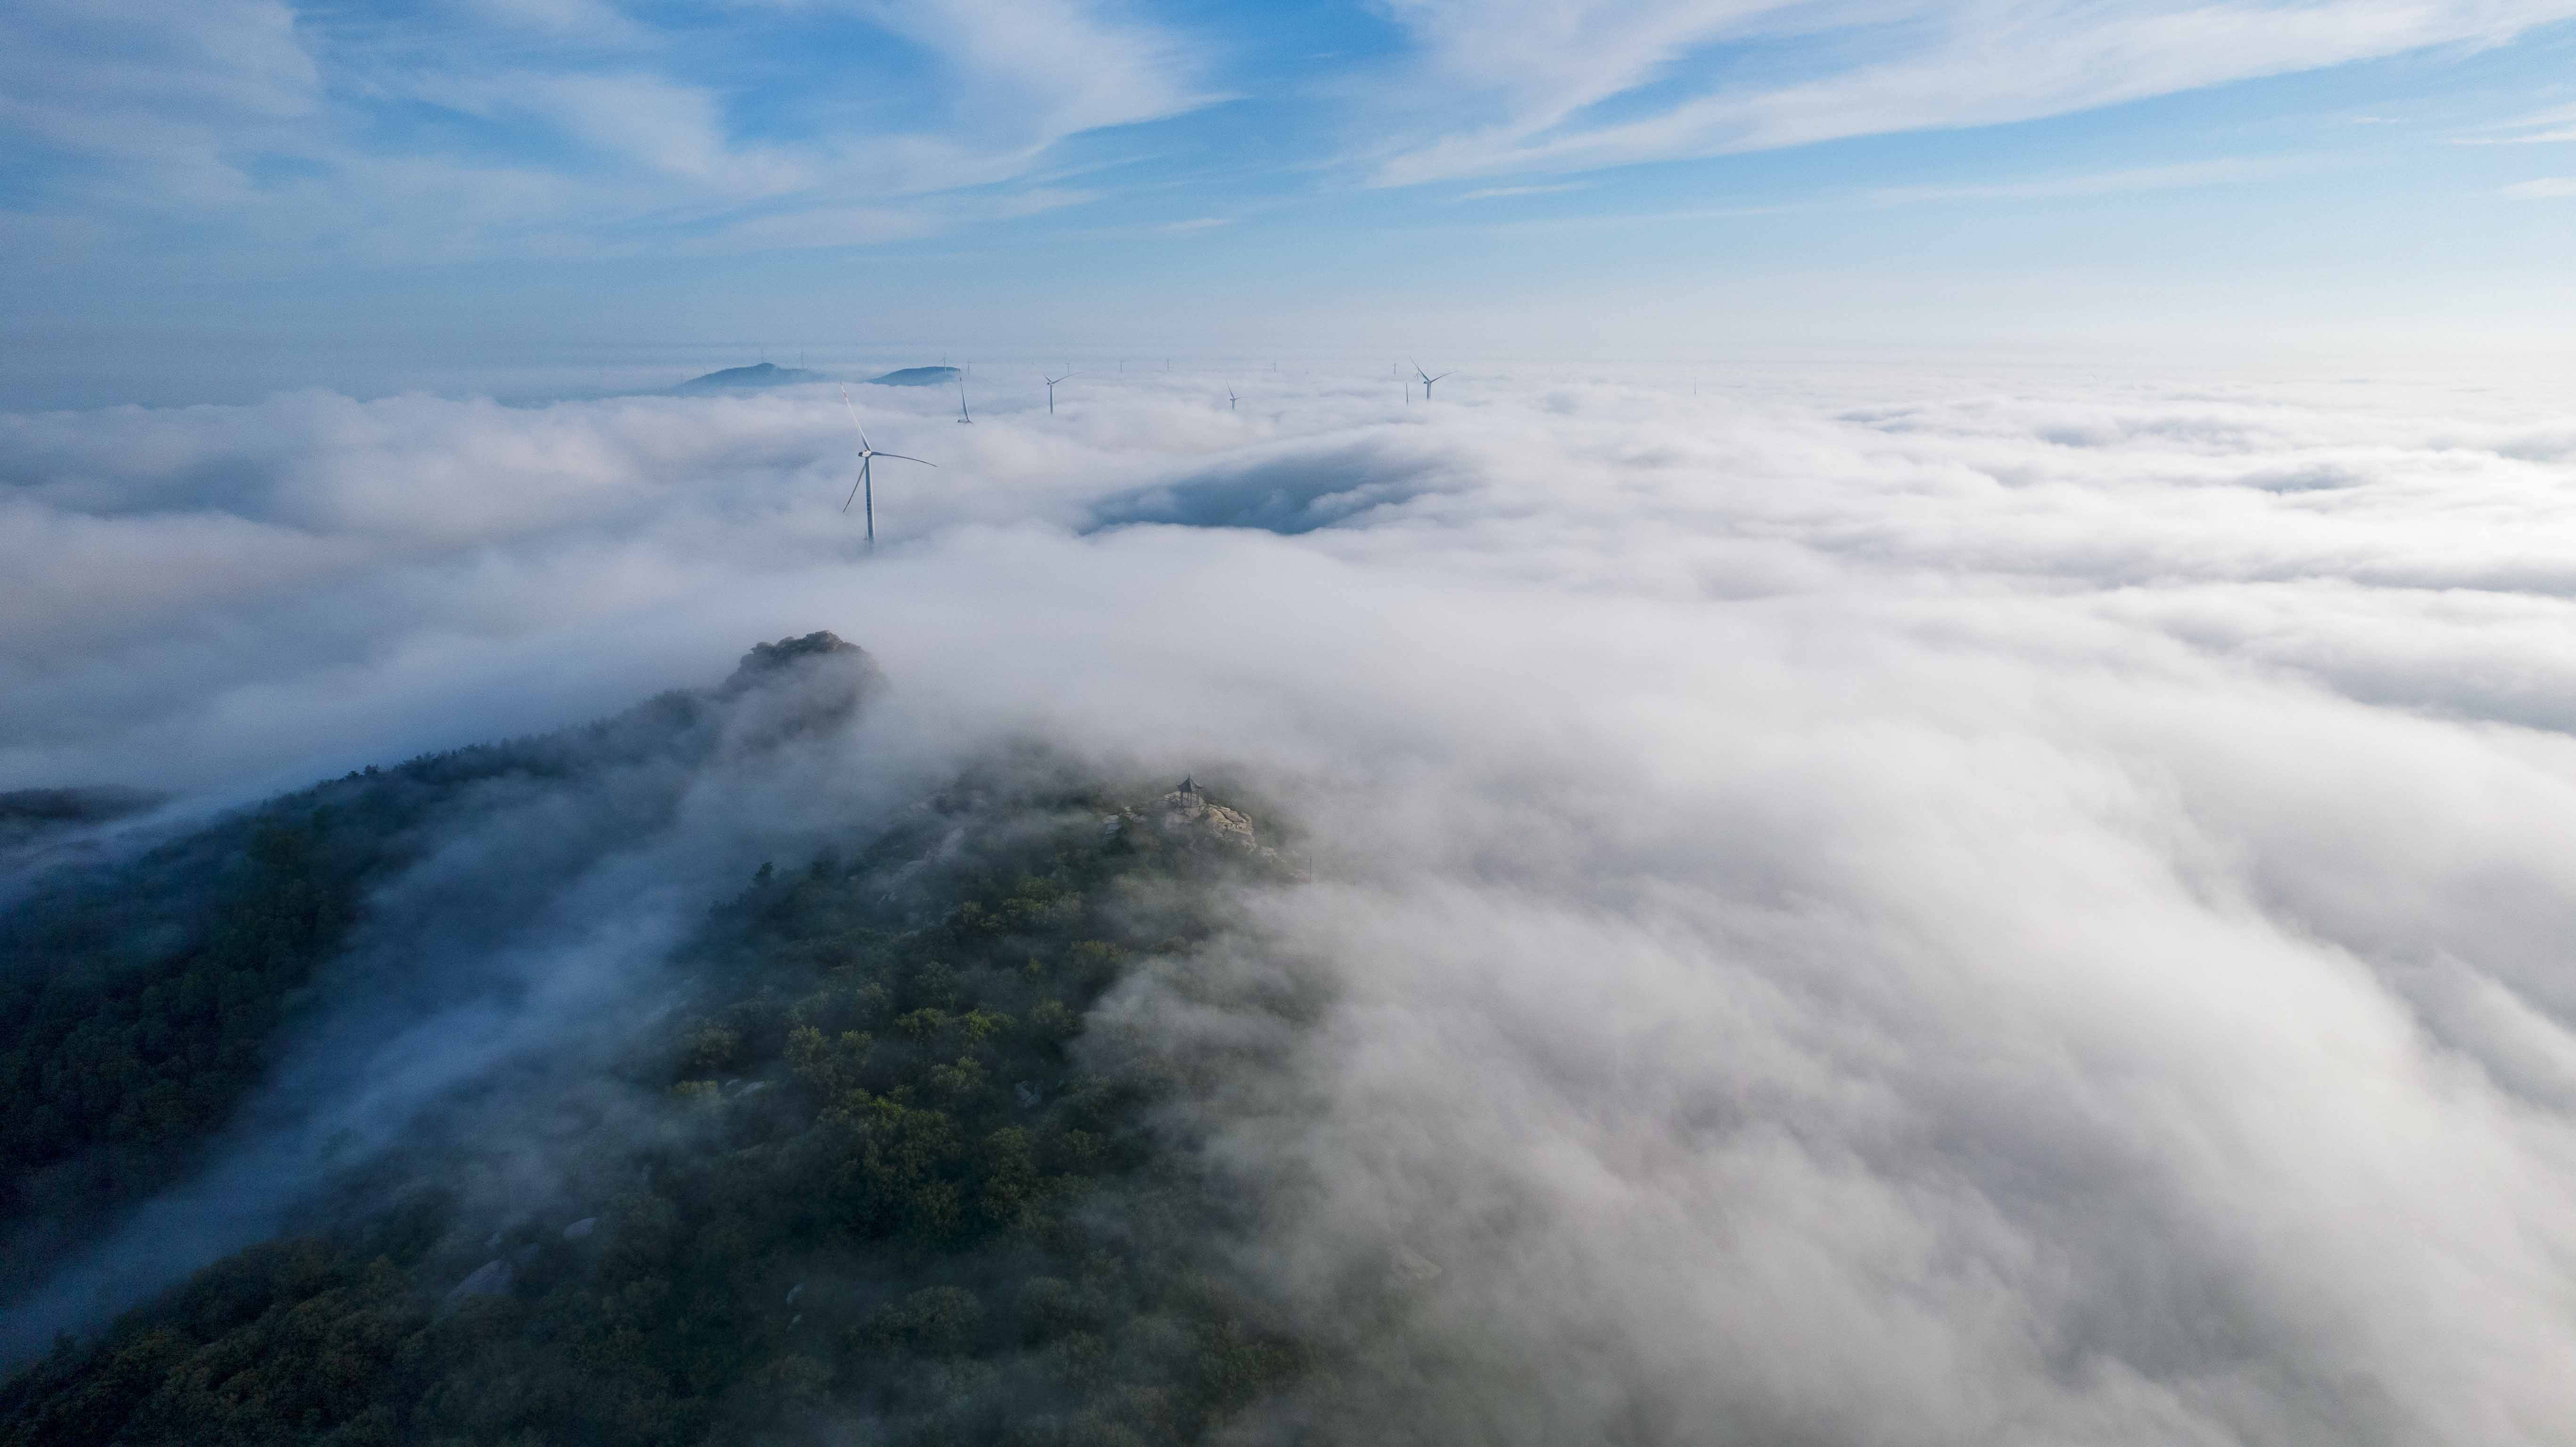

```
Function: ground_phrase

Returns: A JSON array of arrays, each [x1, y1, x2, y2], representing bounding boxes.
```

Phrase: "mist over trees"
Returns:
[[0, 637, 1321, 1445]]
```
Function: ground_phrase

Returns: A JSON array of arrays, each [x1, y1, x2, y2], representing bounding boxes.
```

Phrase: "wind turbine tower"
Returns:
[[838, 388, 936, 550], [1043, 371, 1078, 415], [956, 376, 974, 424], [1226, 386, 1239, 411], [1413, 361, 1452, 400]]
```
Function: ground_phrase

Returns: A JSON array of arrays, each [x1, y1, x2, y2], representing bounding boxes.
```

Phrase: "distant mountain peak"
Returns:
[[675, 361, 827, 392], [864, 366, 962, 388]]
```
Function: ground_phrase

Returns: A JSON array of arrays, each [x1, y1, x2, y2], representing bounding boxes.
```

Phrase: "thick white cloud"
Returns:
[[10, 361, 2576, 1438]]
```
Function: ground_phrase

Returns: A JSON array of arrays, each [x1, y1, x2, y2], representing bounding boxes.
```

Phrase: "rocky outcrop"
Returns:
[[1147, 785, 1260, 852], [442, 1258, 513, 1312], [1102, 779, 1275, 863]]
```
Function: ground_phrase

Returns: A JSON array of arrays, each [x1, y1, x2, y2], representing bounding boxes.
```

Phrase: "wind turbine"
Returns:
[[1042, 371, 1079, 415], [1226, 386, 1239, 411], [956, 375, 974, 424], [1413, 361, 1452, 400], [838, 386, 934, 551]]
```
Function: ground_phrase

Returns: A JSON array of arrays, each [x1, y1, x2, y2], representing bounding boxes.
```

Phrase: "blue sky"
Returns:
[[6, 0, 2576, 400]]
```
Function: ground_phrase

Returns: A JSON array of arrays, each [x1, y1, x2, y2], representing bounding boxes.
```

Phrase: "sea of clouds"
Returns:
[[10, 361, 2576, 1441]]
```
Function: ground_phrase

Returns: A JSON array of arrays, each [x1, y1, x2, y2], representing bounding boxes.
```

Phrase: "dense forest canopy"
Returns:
[[0, 633, 879, 1278], [0, 635, 1329, 1446]]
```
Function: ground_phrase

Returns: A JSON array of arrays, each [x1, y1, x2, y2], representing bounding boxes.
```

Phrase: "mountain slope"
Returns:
[[0, 639, 1313, 1446]]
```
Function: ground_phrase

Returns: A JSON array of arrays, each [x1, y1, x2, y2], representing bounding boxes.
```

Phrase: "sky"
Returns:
[[7, 0, 2576, 406], [14, 363, 2576, 1440]]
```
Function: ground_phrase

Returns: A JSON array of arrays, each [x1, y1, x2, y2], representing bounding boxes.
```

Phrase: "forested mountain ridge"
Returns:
[[0, 633, 884, 1287], [0, 636, 1320, 1445]]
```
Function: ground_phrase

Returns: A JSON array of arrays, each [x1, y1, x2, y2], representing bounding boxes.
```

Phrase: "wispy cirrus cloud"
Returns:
[[0, 0, 323, 203], [0, 0, 1214, 262], [2452, 100, 2576, 142], [1363, 0, 2576, 186], [1856, 155, 2302, 206], [1456, 181, 1593, 199]]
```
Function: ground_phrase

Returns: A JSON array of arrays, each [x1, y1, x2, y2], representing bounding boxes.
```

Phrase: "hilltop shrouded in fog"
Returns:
[[3, 630, 1311, 1443], [7, 364, 2576, 1442]]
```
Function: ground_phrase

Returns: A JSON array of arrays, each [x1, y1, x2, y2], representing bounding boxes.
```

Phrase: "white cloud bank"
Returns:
[[11, 361, 2576, 1439]]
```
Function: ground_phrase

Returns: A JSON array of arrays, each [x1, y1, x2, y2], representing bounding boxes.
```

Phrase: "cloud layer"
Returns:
[[12, 361, 2576, 1439]]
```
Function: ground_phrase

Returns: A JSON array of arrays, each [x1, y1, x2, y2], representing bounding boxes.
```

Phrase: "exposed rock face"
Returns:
[[1101, 780, 1273, 863], [1386, 1244, 1444, 1288], [442, 1258, 513, 1310], [1147, 786, 1260, 851]]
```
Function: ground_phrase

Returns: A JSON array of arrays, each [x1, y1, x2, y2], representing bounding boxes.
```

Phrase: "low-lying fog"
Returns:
[[11, 361, 2576, 1441]]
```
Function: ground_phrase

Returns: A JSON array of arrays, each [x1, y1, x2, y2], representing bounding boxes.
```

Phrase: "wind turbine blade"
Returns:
[[839, 386, 881, 451], [843, 464, 865, 512], [875, 453, 936, 466]]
